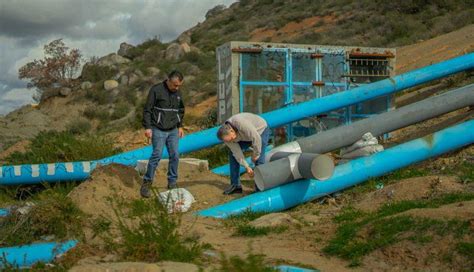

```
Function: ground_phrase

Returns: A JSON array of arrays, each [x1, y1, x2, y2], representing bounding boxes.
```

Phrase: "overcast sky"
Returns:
[[0, 0, 235, 116]]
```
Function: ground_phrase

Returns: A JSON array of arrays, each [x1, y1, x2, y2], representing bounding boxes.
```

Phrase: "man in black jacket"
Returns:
[[141, 70, 185, 198]]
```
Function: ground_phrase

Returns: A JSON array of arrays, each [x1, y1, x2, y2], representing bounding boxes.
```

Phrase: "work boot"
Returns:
[[140, 180, 152, 198], [167, 183, 178, 190], [223, 184, 243, 195]]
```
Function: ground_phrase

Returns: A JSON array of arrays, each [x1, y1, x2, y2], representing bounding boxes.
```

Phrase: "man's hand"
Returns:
[[145, 129, 152, 139], [246, 166, 254, 178], [178, 127, 185, 138], [251, 155, 260, 163]]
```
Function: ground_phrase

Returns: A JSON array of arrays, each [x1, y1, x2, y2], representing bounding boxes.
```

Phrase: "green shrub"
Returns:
[[215, 252, 277, 272], [111, 102, 131, 120], [4, 130, 121, 164], [85, 88, 113, 105], [100, 197, 204, 263], [67, 118, 92, 135], [324, 193, 474, 266], [0, 189, 84, 247], [84, 106, 110, 123], [82, 64, 117, 83]]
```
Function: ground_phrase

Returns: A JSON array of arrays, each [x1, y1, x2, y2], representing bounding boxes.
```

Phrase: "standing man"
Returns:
[[141, 70, 185, 198], [217, 112, 271, 195]]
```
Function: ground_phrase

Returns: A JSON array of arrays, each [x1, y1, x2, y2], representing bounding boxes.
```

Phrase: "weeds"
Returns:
[[224, 209, 287, 237], [0, 188, 84, 247], [215, 252, 278, 272], [324, 193, 474, 266], [99, 195, 204, 263], [4, 130, 121, 164]]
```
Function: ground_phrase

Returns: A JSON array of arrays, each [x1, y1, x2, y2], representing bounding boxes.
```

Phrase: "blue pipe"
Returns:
[[0, 208, 9, 217], [277, 265, 318, 272], [0, 240, 77, 268], [1, 53, 473, 185], [197, 120, 474, 218]]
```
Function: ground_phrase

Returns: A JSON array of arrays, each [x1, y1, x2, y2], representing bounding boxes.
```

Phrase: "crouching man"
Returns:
[[217, 112, 271, 195]]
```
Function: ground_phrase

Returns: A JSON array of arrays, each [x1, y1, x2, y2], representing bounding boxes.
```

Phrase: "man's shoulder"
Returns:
[[151, 82, 166, 92]]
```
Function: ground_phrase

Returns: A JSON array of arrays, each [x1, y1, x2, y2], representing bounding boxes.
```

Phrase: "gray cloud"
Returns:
[[0, 0, 235, 116]]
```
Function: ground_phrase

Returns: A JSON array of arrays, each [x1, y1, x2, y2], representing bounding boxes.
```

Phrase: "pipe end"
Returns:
[[311, 155, 335, 180]]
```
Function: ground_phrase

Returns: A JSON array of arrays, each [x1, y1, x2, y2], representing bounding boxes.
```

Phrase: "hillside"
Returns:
[[0, 1, 473, 152]]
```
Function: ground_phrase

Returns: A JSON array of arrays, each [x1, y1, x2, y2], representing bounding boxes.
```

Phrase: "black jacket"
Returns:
[[143, 81, 185, 130]]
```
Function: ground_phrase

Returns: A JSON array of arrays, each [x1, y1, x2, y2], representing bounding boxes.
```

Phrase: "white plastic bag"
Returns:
[[158, 188, 195, 213], [340, 132, 379, 155]]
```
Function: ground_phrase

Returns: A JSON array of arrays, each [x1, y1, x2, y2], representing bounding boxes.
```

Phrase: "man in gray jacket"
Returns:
[[217, 112, 271, 195]]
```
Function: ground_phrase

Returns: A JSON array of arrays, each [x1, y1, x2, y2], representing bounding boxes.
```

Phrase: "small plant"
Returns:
[[235, 225, 287, 237], [111, 102, 131, 120], [215, 252, 278, 272], [0, 189, 84, 247], [100, 195, 204, 263], [324, 193, 474, 266], [81, 64, 117, 83], [67, 118, 92, 135], [4, 130, 121, 164]]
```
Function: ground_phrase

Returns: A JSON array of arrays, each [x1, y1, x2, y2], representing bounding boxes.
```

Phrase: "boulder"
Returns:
[[80, 81, 92, 90], [177, 31, 192, 44], [147, 67, 161, 76], [119, 75, 128, 86], [205, 4, 226, 19], [249, 213, 297, 228], [104, 80, 119, 91], [59, 87, 72, 97], [134, 69, 144, 78], [128, 73, 140, 85], [184, 75, 196, 83], [187, 65, 201, 76], [117, 42, 135, 58], [181, 42, 191, 54], [97, 53, 130, 67], [164, 43, 185, 61]]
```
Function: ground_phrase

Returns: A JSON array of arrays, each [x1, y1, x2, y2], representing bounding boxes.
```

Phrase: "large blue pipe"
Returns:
[[0, 240, 77, 268], [197, 120, 474, 218], [1, 53, 473, 185]]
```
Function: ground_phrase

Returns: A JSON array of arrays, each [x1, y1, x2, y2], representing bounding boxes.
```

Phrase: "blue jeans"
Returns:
[[229, 127, 271, 187], [143, 127, 179, 185]]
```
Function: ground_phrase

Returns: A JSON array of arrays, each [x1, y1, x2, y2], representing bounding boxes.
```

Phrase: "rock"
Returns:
[[181, 42, 191, 54], [164, 43, 185, 61], [134, 69, 145, 78], [147, 67, 160, 76], [190, 46, 201, 54], [128, 73, 140, 85], [119, 75, 128, 86], [187, 65, 201, 76], [70, 261, 200, 272], [59, 87, 72, 97], [40, 88, 61, 101], [81, 81, 92, 90], [184, 76, 196, 83], [97, 53, 130, 67], [104, 80, 119, 91], [111, 88, 120, 97], [117, 42, 135, 58], [249, 213, 297, 228], [177, 31, 192, 44], [205, 4, 226, 19]]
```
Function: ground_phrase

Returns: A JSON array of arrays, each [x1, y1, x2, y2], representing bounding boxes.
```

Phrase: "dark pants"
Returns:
[[144, 127, 179, 185], [229, 127, 271, 186]]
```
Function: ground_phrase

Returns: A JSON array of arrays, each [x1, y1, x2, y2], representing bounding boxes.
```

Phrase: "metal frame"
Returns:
[[217, 41, 396, 142]]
